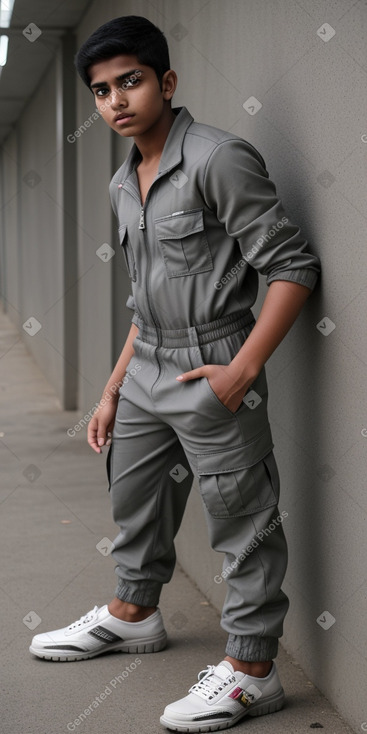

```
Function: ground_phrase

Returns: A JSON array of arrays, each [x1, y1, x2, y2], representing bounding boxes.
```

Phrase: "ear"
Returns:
[[161, 69, 177, 100]]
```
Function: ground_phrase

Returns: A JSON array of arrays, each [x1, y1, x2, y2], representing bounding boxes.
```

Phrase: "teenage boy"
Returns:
[[30, 15, 320, 732]]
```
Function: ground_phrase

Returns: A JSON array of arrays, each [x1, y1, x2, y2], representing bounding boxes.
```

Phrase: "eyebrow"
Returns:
[[90, 69, 142, 90]]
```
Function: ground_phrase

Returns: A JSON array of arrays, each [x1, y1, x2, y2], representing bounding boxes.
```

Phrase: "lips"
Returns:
[[114, 112, 134, 122]]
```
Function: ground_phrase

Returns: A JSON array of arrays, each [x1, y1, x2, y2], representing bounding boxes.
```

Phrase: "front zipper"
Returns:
[[136, 169, 171, 346], [118, 184, 160, 341], [140, 201, 161, 353], [121, 168, 175, 350], [138, 208, 145, 230], [139, 200, 164, 391]]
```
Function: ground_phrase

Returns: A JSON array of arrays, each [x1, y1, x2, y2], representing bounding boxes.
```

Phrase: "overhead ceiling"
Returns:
[[0, 0, 92, 146]]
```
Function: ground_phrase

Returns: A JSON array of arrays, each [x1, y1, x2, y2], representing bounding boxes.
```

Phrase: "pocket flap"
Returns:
[[118, 224, 136, 281], [197, 428, 273, 475], [118, 223, 127, 243], [155, 209, 204, 240]]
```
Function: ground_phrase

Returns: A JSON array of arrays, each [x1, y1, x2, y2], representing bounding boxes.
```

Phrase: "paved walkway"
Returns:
[[0, 305, 355, 734]]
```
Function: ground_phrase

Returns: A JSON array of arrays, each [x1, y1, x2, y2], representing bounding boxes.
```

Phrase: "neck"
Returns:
[[134, 106, 176, 164]]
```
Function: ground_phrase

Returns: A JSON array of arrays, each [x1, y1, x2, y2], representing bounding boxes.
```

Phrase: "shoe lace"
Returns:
[[189, 665, 236, 700], [67, 606, 99, 631]]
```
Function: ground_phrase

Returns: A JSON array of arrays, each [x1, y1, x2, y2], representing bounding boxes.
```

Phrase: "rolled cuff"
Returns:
[[266, 267, 319, 291]]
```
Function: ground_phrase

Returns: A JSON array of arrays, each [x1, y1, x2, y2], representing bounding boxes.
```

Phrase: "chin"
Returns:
[[115, 126, 135, 137]]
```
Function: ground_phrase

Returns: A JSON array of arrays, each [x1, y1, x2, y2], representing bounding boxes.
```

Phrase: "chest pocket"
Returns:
[[119, 224, 136, 281], [154, 208, 213, 278]]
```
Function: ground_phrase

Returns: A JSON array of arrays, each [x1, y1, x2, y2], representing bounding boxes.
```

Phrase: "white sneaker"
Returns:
[[29, 605, 167, 661], [160, 660, 284, 732]]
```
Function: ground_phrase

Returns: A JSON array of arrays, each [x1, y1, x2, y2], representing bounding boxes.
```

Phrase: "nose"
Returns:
[[109, 85, 128, 109]]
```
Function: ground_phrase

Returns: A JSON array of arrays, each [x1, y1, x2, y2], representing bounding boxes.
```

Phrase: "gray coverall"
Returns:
[[107, 107, 320, 661]]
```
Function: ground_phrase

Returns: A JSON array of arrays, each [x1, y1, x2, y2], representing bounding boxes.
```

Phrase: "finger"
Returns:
[[95, 423, 110, 447], [87, 422, 102, 454], [87, 435, 102, 454], [89, 427, 107, 451], [176, 367, 205, 382], [97, 427, 113, 448]]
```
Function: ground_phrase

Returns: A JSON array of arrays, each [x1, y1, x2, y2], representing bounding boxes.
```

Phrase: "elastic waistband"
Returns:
[[134, 310, 255, 348]]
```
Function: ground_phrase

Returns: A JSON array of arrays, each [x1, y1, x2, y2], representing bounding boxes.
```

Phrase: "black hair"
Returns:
[[74, 15, 170, 90]]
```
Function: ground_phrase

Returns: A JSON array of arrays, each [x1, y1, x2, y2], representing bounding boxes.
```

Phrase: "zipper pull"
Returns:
[[138, 208, 145, 230]]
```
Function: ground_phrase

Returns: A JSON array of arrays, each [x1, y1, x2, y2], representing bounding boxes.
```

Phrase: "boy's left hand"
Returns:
[[176, 363, 258, 414], [176, 283, 314, 413]]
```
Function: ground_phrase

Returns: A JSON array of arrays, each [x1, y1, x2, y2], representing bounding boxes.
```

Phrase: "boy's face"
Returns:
[[88, 54, 176, 138]]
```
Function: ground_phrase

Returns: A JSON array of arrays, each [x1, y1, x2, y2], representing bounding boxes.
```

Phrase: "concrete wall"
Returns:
[[0, 33, 78, 408], [0, 1, 366, 730], [0, 129, 19, 326]]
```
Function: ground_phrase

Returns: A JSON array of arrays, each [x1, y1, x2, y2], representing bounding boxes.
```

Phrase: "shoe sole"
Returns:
[[29, 629, 167, 662], [160, 688, 285, 732]]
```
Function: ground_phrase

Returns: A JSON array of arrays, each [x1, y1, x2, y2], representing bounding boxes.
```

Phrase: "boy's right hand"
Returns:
[[88, 398, 118, 454]]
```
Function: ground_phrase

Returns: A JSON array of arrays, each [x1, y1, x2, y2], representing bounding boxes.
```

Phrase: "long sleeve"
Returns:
[[203, 138, 320, 290]]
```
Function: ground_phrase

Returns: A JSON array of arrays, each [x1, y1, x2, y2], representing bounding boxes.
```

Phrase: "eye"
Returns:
[[124, 75, 141, 89], [95, 87, 109, 97]]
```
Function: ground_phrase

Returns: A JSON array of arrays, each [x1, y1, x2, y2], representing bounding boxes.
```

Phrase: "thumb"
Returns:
[[176, 367, 206, 382], [98, 431, 112, 447], [96, 419, 112, 447]]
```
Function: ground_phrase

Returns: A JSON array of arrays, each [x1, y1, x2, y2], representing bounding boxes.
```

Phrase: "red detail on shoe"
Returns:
[[228, 686, 243, 700]]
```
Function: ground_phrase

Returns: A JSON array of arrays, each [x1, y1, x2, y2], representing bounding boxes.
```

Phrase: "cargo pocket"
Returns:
[[155, 208, 213, 277], [119, 224, 136, 281], [197, 434, 278, 518]]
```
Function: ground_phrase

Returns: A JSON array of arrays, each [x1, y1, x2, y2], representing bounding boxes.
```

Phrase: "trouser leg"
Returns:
[[149, 324, 289, 661], [187, 445, 289, 661], [207, 494, 289, 661], [108, 389, 193, 607]]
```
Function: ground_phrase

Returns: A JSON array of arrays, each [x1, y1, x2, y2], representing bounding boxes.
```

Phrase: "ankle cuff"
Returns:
[[225, 634, 278, 661], [115, 579, 162, 607]]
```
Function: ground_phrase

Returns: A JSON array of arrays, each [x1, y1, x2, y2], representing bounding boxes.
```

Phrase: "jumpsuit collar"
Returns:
[[118, 106, 194, 183]]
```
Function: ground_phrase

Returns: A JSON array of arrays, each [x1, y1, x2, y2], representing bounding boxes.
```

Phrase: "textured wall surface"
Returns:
[[1, 2, 366, 729], [1, 58, 65, 396]]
